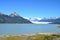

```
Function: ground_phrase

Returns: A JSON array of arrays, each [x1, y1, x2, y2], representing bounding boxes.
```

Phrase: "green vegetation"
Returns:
[[31, 34, 60, 40], [0, 34, 60, 40]]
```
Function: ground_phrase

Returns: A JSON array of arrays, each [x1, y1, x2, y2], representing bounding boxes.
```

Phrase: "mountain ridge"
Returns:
[[0, 12, 32, 23], [24, 17, 60, 24]]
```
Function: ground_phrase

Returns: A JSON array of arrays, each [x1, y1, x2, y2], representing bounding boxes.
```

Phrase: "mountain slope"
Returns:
[[0, 12, 32, 23]]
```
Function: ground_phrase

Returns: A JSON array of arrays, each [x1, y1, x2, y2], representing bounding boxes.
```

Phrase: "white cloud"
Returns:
[[32, 21, 51, 24]]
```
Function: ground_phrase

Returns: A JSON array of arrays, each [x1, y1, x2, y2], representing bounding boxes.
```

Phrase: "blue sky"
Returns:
[[0, 0, 60, 18]]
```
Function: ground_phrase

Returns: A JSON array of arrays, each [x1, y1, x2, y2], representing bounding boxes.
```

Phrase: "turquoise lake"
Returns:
[[0, 24, 60, 35]]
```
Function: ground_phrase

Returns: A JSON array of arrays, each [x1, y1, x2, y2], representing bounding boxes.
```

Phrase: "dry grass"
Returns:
[[0, 34, 60, 40]]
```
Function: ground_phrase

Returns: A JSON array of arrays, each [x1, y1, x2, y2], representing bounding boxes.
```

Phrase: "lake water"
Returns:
[[0, 24, 60, 35]]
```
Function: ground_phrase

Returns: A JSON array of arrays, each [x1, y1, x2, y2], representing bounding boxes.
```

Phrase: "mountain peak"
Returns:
[[9, 12, 20, 17], [0, 12, 6, 15]]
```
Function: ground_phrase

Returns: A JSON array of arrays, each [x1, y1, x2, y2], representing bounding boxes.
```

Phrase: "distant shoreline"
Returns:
[[0, 32, 60, 36]]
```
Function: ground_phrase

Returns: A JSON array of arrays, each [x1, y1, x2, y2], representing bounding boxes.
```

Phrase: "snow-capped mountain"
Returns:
[[24, 17, 60, 24], [9, 12, 20, 17], [24, 17, 50, 24], [24, 17, 42, 21], [0, 12, 32, 23]]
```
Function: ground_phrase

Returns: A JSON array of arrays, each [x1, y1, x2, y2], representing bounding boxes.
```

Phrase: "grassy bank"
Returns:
[[0, 33, 60, 40]]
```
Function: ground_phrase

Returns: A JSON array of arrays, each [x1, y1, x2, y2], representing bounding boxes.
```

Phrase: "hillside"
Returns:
[[0, 12, 32, 23]]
